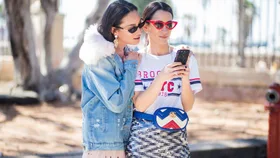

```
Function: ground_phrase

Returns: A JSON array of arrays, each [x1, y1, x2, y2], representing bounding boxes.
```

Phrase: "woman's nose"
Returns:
[[161, 26, 169, 32], [136, 27, 142, 34]]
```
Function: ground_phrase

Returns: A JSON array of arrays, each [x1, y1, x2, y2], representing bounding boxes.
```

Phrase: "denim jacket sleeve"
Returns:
[[84, 57, 138, 113]]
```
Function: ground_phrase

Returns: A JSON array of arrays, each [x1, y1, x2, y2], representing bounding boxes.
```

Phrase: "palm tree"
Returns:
[[4, 0, 110, 102], [237, 0, 256, 67]]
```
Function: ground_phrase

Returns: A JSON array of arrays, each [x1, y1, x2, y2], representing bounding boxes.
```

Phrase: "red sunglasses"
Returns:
[[146, 20, 178, 30]]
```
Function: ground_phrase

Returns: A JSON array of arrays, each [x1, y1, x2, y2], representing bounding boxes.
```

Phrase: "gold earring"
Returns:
[[113, 35, 118, 48]]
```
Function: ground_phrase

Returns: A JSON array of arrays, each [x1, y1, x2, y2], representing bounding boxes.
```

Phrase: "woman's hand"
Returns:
[[125, 51, 142, 66], [179, 46, 193, 80], [125, 51, 139, 60], [157, 62, 186, 82], [180, 66, 190, 80]]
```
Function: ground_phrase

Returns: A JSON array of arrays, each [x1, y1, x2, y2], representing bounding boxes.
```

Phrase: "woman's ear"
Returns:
[[111, 27, 118, 36], [142, 24, 150, 34]]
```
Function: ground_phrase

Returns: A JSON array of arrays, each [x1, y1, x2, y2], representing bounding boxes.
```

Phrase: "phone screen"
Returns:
[[174, 49, 190, 65]]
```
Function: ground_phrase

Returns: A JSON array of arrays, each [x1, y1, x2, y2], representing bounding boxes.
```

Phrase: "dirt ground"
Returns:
[[0, 98, 269, 157]]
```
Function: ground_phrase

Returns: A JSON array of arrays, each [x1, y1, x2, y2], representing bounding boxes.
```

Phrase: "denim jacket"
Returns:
[[79, 24, 138, 151]]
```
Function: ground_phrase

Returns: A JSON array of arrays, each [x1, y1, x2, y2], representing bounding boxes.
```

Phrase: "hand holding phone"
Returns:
[[174, 49, 190, 65]]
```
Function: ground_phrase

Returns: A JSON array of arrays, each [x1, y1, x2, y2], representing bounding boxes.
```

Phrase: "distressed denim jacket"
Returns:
[[79, 24, 138, 151]]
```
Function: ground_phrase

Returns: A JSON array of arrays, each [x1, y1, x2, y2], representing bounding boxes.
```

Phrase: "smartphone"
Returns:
[[174, 49, 190, 65]]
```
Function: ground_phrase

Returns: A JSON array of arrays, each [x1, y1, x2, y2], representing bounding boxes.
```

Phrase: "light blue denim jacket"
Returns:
[[79, 24, 138, 151]]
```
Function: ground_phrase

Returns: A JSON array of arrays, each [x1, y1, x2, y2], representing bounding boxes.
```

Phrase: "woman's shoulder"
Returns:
[[137, 48, 146, 54], [136, 48, 148, 60], [79, 24, 115, 65], [83, 56, 116, 74]]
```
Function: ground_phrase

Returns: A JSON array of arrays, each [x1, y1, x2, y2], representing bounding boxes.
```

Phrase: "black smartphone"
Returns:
[[174, 49, 190, 65]]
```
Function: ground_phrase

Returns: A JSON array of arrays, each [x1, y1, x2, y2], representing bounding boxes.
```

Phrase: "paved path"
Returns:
[[188, 99, 268, 143], [0, 81, 269, 157]]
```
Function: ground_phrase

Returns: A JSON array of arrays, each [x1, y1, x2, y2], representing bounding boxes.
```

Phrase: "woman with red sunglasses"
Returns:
[[126, 1, 202, 158]]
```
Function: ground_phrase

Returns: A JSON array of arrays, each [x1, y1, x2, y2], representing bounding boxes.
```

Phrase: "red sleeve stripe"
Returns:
[[134, 80, 142, 83], [190, 78, 200, 81]]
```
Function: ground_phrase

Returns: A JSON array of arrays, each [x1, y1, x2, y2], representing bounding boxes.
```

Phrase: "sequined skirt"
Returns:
[[126, 118, 190, 158]]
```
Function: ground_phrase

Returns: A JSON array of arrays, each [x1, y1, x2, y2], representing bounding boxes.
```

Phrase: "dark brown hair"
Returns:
[[98, 0, 138, 42], [142, 1, 173, 22]]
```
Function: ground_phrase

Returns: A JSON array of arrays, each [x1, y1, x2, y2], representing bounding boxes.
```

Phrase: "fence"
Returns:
[[0, 0, 280, 70], [169, 0, 280, 69]]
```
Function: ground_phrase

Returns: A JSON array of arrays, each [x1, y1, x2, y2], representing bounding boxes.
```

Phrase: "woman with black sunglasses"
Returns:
[[126, 1, 202, 158], [79, 0, 143, 157]]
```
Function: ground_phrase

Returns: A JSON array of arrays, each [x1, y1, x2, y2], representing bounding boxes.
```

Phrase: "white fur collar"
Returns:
[[79, 24, 115, 65]]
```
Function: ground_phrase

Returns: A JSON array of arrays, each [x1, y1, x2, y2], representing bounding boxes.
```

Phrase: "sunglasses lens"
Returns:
[[154, 22, 164, 29], [166, 21, 177, 30], [128, 26, 138, 33], [166, 22, 173, 29]]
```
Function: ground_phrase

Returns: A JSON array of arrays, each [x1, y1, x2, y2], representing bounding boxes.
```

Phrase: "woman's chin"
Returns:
[[129, 40, 140, 45]]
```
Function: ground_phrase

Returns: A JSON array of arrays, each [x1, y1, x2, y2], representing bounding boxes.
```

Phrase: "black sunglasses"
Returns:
[[115, 21, 145, 34]]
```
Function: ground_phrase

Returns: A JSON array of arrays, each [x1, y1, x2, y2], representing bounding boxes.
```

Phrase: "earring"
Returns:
[[145, 34, 149, 46], [113, 35, 118, 48]]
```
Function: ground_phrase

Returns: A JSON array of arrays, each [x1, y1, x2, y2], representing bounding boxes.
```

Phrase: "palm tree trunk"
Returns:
[[40, 0, 58, 76], [57, 0, 110, 89], [238, 0, 246, 67], [4, 0, 41, 91]]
